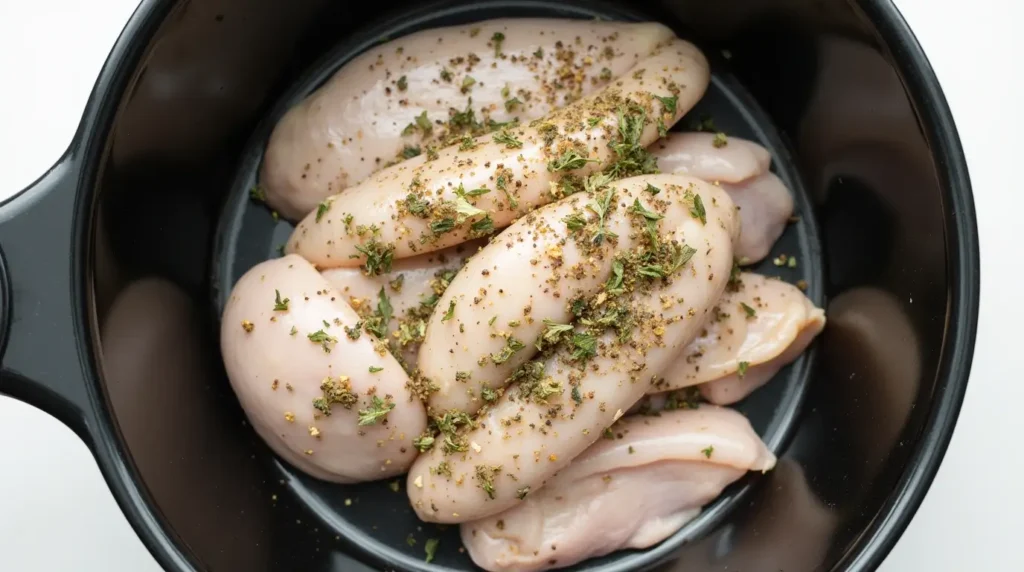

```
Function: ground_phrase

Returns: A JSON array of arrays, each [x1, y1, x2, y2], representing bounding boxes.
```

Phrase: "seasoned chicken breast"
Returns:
[[461, 406, 775, 572], [419, 174, 728, 417], [262, 19, 675, 221], [220, 255, 427, 482], [653, 272, 825, 400], [406, 174, 739, 524], [286, 37, 710, 267]]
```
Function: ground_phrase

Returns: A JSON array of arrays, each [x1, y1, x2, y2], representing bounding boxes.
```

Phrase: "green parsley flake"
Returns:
[[654, 94, 678, 116], [430, 218, 456, 235], [415, 111, 432, 131], [605, 259, 625, 295], [470, 215, 494, 236], [454, 195, 486, 221], [273, 290, 289, 311], [571, 385, 583, 404], [365, 288, 394, 339], [690, 193, 707, 225], [548, 150, 598, 172], [491, 337, 525, 364], [493, 128, 523, 148], [316, 201, 331, 222], [491, 32, 505, 56], [413, 434, 435, 452], [481, 386, 498, 402], [357, 395, 395, 426], [307, 330, 338, 353], [542, 319, 573, 343], [424, 538, 440, 563], [353, 239, 395, 276], [571, 333, 597, 361]]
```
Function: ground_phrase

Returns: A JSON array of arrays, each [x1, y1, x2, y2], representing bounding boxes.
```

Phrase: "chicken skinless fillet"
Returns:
[[651, 272, 825, 397], [461, 406, 776, 572], [407, 174, 739, 524], [286, 37, 710, 267], [650, 132, 794, 264], [696, 284, 825, 406], [419, 174, 725, 417], [262, 19, 675, 221], [220, 255, 427, 483], [651, 131, 771, 183]]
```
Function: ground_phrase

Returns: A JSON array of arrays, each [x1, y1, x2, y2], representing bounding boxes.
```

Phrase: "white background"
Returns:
[[0, 1, 1018, 570]]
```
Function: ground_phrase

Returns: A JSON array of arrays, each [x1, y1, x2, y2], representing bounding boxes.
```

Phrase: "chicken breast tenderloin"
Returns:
[[287, 37, 710, 268], [721, 172, 794, 264], [650, 132, 794, 264], [407, 176, 738, 524], [320, 240, 484, 369], [651, 131, 771, 183], [461, 406, 775, 572], [262, 19, 675, 221], [220, 255, 427, 483], [653, 272, 825, 396], [697, 297, 825, 405], [420, 174, 721, 417]]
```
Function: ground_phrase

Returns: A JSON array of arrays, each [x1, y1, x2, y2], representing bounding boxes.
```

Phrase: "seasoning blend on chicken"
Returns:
[[320, 239, 485, 370], [286, 37, 711, 266], [418, 174, 729, 417], [461, 406, 775, 572], [407, 175, 740, 524], [262, 19, 676, 221]]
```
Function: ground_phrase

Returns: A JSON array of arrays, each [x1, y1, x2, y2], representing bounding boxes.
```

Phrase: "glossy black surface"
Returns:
[[0, 0, 978, 571]]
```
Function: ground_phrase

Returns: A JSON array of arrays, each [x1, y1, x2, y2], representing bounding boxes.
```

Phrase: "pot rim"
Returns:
[[65, 1, 980, 571]]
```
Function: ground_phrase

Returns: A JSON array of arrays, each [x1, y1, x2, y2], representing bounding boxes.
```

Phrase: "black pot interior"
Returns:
[[86, 0, 972, 570]]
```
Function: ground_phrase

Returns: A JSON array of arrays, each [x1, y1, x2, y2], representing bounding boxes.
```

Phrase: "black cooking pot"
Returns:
[[0, 0, 978, 571]]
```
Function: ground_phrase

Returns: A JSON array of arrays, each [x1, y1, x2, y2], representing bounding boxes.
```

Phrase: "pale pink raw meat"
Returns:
[[461, 406, 775, 572]]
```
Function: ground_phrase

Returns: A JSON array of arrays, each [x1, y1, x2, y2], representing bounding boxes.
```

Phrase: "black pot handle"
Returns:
[[0, 150, 96, 440]]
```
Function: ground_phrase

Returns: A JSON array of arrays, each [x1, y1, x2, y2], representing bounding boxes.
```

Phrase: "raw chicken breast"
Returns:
[[461, 406, 775, 572], [220, 255, 427, 483], [261, 19, 675, 221], [407, 177, 739, 524], [652, 272, 825, 399], [418, 175, 726, 417], [696, 278, 825, 406], [723, 172, 794, 264], [650, 132, 794, 264], [287, 38, 710, 267], [650, 132, 771, 183]]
